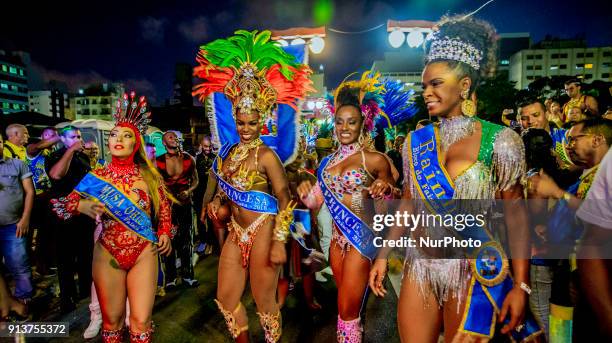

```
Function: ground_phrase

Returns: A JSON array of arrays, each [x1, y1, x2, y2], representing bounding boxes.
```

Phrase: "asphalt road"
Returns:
[[11, 254, 400, 343]]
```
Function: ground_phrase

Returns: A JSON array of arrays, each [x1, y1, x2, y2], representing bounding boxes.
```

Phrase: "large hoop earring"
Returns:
[[461, 89, 476, 117]]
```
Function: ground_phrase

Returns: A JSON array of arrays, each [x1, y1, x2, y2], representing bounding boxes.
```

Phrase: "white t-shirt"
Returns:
[[576, 148, 612, 229]]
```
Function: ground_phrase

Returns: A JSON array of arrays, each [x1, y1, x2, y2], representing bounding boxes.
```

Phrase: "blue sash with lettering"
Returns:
[[74, 173, 157, 243], [317, 156, 377, 260], [408, 125, 541, 340], [211, 145, 278, 214]]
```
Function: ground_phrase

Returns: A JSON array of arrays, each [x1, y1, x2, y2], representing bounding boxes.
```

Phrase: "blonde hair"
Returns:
[[133, 136, 176, 220]]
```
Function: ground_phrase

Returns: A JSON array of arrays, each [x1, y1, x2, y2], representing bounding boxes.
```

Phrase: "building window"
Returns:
[[550, 65, 558, 70], [535, 65, 543, 70], [526, 66, 534, 70], [1, 103, 8, 109], [92, 110, 98, 115], [10, 85, 17, 91], [603, 51, 612, 57], [1, 65, 6, 72], [586, 52, 594, 58], [585, 63, 594, 69], [18, 69, 24, 76], [92, 99, 97, 105], [576, 63, 584, 69], [602, 73, 610, 78], [526, 76, 535, 80], [535, 55, 543, 60], [0, 83, 7, 90], [560, 64, 567, 69], [500, 59, 510, 65], [577, 52, 584, 58], [560, 53, 568, 58], [526, 55, 534, 60], [603, 62, 611, 68], [551, 53, 559, 59], [585, 74, 593, 79], [12, 103, 20, 110], [9, 66, 17, 74]]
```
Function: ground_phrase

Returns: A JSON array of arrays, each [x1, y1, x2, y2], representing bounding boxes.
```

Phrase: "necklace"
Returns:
[[100, 160, 141, 191], [439, 115, 476, 152], [224, 138, 263, 177], [329, 142, 362, 168]]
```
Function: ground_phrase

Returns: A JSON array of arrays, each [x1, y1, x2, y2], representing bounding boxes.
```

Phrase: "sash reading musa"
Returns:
[[74, 173, 157, 243]]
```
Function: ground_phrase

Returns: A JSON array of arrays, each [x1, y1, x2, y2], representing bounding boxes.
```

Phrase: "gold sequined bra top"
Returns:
[[219, 139, 268, 191]]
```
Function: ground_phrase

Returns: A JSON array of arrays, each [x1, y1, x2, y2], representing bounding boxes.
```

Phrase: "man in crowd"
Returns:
[[45, 125, 93, 313], [3, 124, 29, 161], [156, 131, 199, 288], [519, 97, 575, 170], [84, 141, 104, 169], [145, 142, 157, 163], [0, 133, 35, 302], [26, 126, 60, 276], [563, 79, 599, 118], [194, 136, 215, 255]]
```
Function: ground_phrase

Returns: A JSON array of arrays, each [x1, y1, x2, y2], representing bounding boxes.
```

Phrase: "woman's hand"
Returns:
[[297, 180, 314, 200], [369, 179, 393, 199], [77, 199, 105, 219], [498, 286, 527, 334], [269, 241, 287, 264], [207, 198, 221, 220], [369, 258, 388, 297], [157, 234, 172, 256]]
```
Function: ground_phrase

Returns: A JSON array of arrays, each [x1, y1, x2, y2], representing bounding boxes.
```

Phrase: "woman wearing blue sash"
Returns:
[[193, 30, 313, 343], [297, 72, 396, 342], [369, 16, 542, 342], [51, 92, 174, 342]]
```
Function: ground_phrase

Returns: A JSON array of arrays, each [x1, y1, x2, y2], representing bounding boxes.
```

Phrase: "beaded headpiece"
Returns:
[[193, 30, 314, 119], [330, 71, 386, 132], [113, 91, 150, 135], [425, 32, 483, 71]]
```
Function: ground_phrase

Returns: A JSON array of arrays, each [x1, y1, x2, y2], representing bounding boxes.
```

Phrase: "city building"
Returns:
[[497, 33, 531, 77], [509, 38, 612, 89], [70, 83, 124, 120], [169, 63, 193, 106], [0, 50, 30, 114], [28, 89, 68, 118]]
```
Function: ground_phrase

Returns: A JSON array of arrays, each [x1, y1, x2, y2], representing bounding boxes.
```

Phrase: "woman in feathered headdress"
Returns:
[[369, 15, 542, 343], [51, 92, 174, 342], [193, 30, 313, 343], [296, 71, 397, 342]]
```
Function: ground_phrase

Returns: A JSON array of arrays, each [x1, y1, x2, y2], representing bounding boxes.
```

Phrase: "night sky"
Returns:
[[3, 0, 611, 105]]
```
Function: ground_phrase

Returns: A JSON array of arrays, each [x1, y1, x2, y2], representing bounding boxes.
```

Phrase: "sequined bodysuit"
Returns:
[[52, 163, 174, 270], [402, 116, 525, 307], [322, 145, 374, 254]]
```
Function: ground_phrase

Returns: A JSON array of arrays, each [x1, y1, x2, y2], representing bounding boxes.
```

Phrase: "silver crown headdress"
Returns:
[[113, 91, 151, 135], [426, 32, 483, 71]]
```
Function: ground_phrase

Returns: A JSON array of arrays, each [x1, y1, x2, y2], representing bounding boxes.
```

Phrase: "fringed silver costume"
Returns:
[[402, 115, 525, 310]]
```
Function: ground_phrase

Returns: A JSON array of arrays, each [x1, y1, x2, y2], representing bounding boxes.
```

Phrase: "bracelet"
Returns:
[[517, 282, 532, 295], [273, 201, 297, 243]]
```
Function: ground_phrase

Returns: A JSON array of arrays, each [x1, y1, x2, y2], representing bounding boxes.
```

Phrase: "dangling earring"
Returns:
[[461, 89, 476, 117]]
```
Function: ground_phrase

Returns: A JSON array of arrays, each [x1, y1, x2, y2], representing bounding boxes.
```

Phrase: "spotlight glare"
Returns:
[[291, 38, 306, 46], [309, 36, 325, 54], [388, 30, 405, 48], [407, 31, 424, 48]]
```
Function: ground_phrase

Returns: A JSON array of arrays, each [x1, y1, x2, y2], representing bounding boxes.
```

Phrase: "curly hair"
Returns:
[[335, 85, 362, 116], [424, 15, 497, 95]]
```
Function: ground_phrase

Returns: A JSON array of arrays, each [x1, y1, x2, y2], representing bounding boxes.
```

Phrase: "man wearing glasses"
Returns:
[[563, 79, 599, 120]]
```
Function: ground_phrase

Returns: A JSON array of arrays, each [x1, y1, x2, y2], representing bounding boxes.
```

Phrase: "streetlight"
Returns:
[[291, 38, 306, 46], [388, 30, 405, 48], [309, 36, 325, 54], [387, 20, 434, 49]]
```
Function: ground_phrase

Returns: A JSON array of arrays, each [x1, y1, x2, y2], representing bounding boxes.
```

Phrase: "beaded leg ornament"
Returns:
[[337, 316, 363, 343], [129, 325, 154, 343], [215, 300, 249, 339], [256, 311, 282, 343], [102, 327, 125, 343]]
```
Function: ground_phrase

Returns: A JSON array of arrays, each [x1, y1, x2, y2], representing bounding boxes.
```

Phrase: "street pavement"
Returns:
[[11, 254, 401, 343]]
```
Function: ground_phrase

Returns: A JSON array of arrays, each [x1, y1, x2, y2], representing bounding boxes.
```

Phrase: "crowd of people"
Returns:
[[1, 13, 611, 343]]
